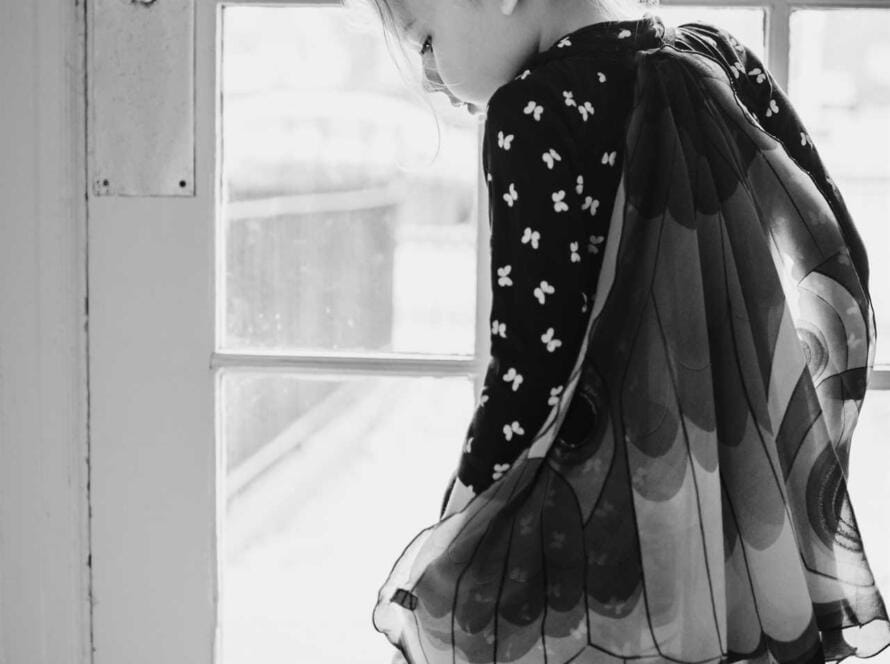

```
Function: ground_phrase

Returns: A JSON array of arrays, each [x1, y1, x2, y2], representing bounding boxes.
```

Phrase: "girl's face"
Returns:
[[390, 0, 540, 111]]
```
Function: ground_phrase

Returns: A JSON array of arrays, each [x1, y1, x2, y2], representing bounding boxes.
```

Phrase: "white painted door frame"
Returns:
[[87, 0, 220, 661], [0, 2, 92, 663]]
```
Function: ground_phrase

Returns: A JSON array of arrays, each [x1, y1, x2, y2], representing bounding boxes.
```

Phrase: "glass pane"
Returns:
[[219, 6, 480, 356], [651, 5, 766, 59], [850, 388, 890, 654], [789, 9, 890, 366], [221, 372, 474, 664]]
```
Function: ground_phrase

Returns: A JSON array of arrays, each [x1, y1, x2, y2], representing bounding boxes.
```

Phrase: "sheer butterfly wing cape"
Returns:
[[373, 22, 890, 664]]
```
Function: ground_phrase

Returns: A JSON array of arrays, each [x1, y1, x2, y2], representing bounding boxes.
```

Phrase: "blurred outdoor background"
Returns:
[[217, 4, 890, 663]]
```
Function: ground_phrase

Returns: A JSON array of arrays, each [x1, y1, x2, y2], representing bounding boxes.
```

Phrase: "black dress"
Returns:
[[374, 13, 890, 664]]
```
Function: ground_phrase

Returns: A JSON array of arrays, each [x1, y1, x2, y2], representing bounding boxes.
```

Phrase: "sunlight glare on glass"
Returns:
[[788, 8, 890, 366], [219, 5, 480, 357]]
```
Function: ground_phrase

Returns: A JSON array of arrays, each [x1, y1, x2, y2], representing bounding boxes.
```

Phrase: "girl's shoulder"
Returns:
[[670, 20, 750, 61], [483, 57, 633, 140]]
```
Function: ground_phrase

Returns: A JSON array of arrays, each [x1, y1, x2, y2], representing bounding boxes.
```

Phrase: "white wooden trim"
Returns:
[[224, 184, 407, 218], [870, 369, 890, 390], [0, 1, 92, 662], [87, 0, 219, 661], [474, 120, 492, 397], [212, 351, 484, 376], [765, 1, 792, 90]]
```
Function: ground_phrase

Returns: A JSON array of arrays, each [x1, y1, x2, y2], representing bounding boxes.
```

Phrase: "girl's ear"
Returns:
[[499, 0, 520, 16]]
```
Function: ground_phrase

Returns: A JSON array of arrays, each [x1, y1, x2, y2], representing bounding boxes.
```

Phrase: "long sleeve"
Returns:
[[442, 74, 624, 516]]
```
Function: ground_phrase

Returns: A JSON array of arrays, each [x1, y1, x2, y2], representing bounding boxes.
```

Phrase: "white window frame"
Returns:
[[210, 0, 492, 395], [213, 0, 890, 389]]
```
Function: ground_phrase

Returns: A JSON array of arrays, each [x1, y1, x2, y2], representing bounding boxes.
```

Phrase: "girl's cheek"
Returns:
[[434, 52, 468, 97]]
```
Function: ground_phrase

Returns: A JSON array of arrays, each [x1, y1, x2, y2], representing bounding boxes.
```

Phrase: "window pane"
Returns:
[[788, 9, 890, 366], [219, 6, 480, 356], [651, 5, 766, 59], [850, 389, 890, 634], [221, 372, 474, 664]]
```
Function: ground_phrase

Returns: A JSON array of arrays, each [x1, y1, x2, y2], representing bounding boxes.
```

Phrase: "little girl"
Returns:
[[367, 0, 890, 662]]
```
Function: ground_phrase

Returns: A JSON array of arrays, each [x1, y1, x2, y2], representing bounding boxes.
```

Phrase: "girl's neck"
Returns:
[[534, 0, 644, 54]]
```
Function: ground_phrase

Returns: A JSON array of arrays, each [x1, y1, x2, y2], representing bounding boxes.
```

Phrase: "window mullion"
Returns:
[[474, 120, 491, 397], [766, 0, 791, 91], [211, 351, 484, 376], [870, 370, 890, 390]]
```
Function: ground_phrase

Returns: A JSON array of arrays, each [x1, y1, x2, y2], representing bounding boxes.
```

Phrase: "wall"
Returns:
[[0, 2, 91, 662]]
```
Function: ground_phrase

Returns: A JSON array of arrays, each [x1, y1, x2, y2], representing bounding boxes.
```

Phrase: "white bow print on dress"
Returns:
[[548, 385, 564, 406], [492, 462, 511, 480], [497, 131, 514, 150], [491, 319, 506, 338], [509, 567, 528, 583], [534, 280, 555, 304], [497, 265, 513, 286], [552, 190, 569, 212], [601, 151, 616, 166], [578, 101, 594, 122], [502, 420, 525, 441], [521, 227, 540, 249], [502, 367, 524, 391], [541, 327, 562, 352], [576, 175, 584, 195], [569, 241, 581, 263], [519, 514, 535, 535], [542, 148, 562, 169], [502, 182, 518, 206], [523, 100, 544, 121], [582, 196, 599, 216], [563, 90, 577, 107], [747, 67, 766, 84], [588, 234, 605, 254]]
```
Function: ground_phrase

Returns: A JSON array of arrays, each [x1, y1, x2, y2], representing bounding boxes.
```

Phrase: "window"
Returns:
[[213, 3, 890, 662], [216, 6, 485, 662]]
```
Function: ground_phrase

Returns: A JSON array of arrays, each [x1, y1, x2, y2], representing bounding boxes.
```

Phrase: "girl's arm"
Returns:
[[442, 74, 622, 517]]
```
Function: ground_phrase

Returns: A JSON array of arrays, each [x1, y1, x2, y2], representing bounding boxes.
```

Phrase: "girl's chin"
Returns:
[[436, 84, 481, 115]]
